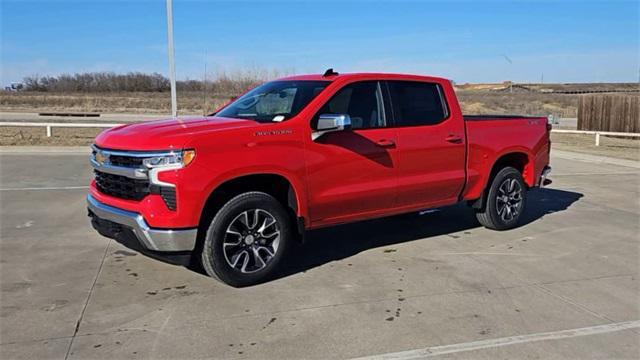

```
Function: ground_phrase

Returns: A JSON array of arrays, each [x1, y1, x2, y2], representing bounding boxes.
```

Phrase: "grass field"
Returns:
[[0, 126, 103, 146], [550, 133, 640, 161], [457, 90, 578, 117], [0, 88, 586, 117], [0, 91, 227, 115], [4, 79, 637, 116]]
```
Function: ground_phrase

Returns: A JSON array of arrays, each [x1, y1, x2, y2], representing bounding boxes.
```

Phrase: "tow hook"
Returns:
[[540, 166, 552, 187]]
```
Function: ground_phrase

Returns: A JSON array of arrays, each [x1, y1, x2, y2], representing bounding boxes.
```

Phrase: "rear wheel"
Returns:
[[201, 192, 292, 287], [475, 167, 527, 230]]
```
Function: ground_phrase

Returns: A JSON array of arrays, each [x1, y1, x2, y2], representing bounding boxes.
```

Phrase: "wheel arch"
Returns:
[[194, 172, 306, 254], [470, 150, 533, 210], [491, 151, 533, 186]]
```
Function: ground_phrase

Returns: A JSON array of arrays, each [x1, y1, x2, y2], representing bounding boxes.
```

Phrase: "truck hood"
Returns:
[[95, 116, 257, 150]]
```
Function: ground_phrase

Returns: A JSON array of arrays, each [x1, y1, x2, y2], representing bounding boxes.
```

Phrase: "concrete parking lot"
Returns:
[[0, 148, 638, 359]]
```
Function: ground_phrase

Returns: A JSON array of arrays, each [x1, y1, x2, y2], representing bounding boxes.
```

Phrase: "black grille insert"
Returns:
[[160, 187, 177, 211], [108, 155, 144, 168], [94, 170, 149, 201]]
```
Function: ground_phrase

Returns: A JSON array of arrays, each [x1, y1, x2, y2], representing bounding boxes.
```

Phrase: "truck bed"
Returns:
[[464, 115, 546, 121], [461, 114, 551, 201]]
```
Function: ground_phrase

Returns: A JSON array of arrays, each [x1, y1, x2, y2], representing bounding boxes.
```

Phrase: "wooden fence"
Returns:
[[578, 94, 639, 132]]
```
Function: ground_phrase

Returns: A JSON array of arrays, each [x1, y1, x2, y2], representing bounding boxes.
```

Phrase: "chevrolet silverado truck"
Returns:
[[88, 70, 551, 287]]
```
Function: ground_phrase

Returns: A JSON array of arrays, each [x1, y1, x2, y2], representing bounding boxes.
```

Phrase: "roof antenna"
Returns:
[[323, 68, 339, 77]]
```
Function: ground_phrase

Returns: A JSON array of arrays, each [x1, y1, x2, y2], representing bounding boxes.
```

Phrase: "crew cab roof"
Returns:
[[277, 72, 450, 84]]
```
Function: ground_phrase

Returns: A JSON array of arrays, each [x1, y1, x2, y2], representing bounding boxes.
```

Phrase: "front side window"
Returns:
[[216, 80, 329, 122], [316, 81, 386, 130], [388, 81, 448, 126]]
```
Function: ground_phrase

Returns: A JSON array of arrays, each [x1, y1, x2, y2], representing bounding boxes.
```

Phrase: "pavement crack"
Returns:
[[63, 239, 111, 360], [533, 283, 616, 323]]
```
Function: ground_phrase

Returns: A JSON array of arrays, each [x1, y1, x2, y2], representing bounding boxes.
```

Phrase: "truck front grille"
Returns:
[[94, 170, 150, 201], [92, 146, 179, 210]]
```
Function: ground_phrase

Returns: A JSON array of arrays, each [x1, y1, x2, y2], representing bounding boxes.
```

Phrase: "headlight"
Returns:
[[143, 149, 196, 168]]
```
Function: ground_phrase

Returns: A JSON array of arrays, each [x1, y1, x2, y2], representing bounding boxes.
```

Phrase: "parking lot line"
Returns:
[[351, 320, 640, 360], [64, 240, 112, 360]]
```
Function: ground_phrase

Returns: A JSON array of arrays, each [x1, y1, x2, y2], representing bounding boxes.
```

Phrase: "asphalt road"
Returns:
[[0, 149, 638, 359]]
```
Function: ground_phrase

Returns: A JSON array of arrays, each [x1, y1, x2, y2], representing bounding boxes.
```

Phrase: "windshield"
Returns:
[[215, 80, 330, 122]]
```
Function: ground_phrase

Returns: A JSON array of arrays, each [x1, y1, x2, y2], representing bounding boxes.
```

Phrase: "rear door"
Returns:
[[304, 81, 398, 224], [387, 80, 466, 208]]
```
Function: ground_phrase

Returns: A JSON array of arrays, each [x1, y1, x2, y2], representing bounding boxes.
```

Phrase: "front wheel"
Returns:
[[475, 167, 527, 230], [201, 192, 292, 287]]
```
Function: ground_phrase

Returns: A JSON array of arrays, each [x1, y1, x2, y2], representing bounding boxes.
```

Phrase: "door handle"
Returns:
[[445, 134, 463, 143], [376, 139, 396, 148]]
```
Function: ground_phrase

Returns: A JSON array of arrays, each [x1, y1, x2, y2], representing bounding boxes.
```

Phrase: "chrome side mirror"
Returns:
[[312, 114, 352, 140]]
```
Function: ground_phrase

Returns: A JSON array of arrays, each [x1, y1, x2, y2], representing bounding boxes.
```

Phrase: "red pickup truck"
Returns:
[[88, 71, 551, 286]]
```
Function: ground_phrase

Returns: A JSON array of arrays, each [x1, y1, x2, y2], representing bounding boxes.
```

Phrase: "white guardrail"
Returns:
[[0, 122, 639, 146]]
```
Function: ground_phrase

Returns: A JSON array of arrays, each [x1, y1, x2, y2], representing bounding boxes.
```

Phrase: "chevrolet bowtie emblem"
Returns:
[[95, 151, 108, 165]]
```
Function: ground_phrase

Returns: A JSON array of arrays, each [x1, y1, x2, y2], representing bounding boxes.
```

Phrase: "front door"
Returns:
[[304, 81, 398, 225]]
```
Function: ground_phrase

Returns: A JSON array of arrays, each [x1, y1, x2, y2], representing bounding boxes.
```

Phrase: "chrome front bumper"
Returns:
[[87, 195, 197, 252]]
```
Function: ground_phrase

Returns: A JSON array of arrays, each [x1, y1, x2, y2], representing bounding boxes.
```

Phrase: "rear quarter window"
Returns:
[[388, 81, 449, 126]]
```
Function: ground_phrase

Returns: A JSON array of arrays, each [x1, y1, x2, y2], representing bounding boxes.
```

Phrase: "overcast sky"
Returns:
[[1, 0, 638, 85]]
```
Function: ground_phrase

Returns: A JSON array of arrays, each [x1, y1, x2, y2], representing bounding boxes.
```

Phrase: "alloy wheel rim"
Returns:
[[223, 209, 280, 273], [496, 178, 523, 222]]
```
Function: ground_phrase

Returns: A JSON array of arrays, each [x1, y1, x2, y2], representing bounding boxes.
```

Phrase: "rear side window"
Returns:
[[387, 81, 448, 126]]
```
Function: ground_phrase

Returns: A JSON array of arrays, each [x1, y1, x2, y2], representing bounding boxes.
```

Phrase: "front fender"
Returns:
[[201, 166, 309, 222]]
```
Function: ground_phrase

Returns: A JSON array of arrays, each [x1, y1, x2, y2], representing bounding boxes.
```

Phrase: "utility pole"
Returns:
[[166, 0, 177, 118], [202, 51, 207, 115]]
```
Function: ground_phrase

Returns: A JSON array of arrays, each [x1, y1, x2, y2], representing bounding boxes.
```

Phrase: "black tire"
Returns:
[[201, 191, 292, 287], [475, 167, 527, 230]]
